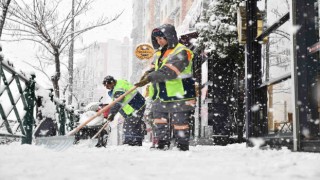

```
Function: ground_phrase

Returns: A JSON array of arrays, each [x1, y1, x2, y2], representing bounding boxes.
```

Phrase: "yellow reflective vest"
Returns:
[[152, 43, 196, 102], [113, 80, 145, 117]]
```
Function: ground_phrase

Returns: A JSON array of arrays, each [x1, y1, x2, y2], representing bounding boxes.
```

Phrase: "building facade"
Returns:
[[73, 39, 131, 107]]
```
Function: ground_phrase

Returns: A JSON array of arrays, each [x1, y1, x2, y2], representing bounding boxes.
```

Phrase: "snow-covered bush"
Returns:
[[194, 0, 245, 140], [195, 0, 243, 61]]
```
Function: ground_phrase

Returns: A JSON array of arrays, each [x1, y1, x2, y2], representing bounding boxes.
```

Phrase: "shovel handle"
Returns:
[[67, 86, 138, 136], [91, 121, 109, 139]]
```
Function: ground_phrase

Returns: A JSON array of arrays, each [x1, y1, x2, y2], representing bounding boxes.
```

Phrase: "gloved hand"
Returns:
[[107, 113, 115, 122], [134, 76, 150, 87], [140, 68, 155, 81]]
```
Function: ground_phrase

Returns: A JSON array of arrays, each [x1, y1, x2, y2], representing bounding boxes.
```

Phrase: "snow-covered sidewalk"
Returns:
[[1, 142, 320, 180]]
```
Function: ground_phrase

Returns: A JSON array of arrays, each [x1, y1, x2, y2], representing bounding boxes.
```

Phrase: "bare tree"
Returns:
[[0, 0, 11, 39], [2, 0, 123, 97]]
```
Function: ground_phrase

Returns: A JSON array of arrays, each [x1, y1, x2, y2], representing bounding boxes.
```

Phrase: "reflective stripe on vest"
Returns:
[[113, 80, 145, 117], [148, 83, 156, 100], [154, 43, 195, 102]]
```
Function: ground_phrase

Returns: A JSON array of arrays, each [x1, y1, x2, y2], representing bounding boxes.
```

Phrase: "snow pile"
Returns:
[[1, 143, 320, 180]]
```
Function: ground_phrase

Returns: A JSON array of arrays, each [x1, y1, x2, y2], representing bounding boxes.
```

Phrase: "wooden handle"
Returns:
[[92, 121, 110, 139], [67, 86, 138, 136]]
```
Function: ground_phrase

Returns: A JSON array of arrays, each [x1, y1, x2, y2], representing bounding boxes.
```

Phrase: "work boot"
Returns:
[[123, 139, 131, 145], [156, 140, 170, 150], [177, 143, 189, 151], [95, 143, 101, 148], [129, 141, 142, 146]]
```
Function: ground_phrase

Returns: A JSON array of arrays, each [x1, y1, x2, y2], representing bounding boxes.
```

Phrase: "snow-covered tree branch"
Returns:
[[1, 0, 123, 98]]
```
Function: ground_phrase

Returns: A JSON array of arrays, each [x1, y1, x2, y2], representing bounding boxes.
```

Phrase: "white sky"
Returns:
[[79, 0, 133, 45], [0, 0, 132, 87]]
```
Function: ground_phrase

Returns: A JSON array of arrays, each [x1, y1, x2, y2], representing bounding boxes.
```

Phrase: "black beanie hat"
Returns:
[[102, 75, 116, 84]]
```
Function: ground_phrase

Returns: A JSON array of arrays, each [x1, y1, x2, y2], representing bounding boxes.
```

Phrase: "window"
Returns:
[[267, 80, 292, 134]]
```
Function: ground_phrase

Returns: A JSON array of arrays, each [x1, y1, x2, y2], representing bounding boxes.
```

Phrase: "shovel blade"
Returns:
[[35, 136, 75, 151]]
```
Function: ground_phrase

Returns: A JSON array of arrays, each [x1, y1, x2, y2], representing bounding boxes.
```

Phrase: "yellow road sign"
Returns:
[[135, 43, 154, 60]]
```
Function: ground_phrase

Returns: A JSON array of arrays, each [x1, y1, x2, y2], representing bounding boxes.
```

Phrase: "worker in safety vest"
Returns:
[[135, 24, 196, 151], [103, 76, 146, 146]]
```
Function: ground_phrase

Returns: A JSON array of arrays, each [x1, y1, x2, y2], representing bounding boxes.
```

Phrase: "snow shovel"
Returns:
[[35, 86, 138, 150]]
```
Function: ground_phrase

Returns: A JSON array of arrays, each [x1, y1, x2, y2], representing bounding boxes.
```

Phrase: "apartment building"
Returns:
[[73, 39, 131, 106]]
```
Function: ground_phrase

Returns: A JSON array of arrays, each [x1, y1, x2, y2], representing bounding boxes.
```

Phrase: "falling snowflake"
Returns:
[[251, 104, 260, 112]]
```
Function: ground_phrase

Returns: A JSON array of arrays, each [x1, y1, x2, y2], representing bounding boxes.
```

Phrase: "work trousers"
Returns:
[[123, 108, 145, 145], [153, 110, 193, 145]]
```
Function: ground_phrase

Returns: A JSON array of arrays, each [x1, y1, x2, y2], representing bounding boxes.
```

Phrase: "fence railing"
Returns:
[[0, 52, 79, 144], [47, 89, 79, 135]]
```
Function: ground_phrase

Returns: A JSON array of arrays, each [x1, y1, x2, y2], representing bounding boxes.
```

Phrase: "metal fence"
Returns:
[[0, 52, 79, 144]]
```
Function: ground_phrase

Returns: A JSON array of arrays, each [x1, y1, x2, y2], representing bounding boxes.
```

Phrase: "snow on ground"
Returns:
[[1, 142, 320, 180]]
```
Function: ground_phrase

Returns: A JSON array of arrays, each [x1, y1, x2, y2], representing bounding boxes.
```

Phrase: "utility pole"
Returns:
[[68, 0, 75, 105]]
